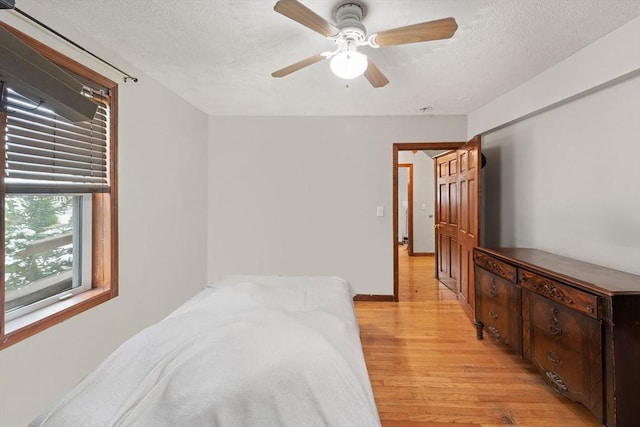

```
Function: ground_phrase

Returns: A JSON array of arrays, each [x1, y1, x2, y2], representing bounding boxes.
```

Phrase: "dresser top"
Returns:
[[476, 247, 640, 296]]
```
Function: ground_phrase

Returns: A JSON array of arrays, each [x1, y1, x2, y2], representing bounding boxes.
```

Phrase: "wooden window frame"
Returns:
[[0, 23, 118, 350]]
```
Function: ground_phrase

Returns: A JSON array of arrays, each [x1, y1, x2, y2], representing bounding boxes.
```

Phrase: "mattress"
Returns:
[[30, 275, 381, 427]]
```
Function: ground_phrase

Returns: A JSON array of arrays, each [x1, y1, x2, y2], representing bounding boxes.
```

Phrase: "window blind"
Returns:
[[0, 25, 100, 123], [3, 87, 110, 193]]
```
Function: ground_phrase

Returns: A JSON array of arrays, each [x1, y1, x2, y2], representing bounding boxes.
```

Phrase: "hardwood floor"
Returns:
[[355, 247, 600, 426]]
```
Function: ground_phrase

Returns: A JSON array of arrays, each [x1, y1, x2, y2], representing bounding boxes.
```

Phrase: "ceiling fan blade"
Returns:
[[271, 54, 327, 78], [372, 17, 458, 47], [274, 0, 340, 38], [364, 59, 389, 88]]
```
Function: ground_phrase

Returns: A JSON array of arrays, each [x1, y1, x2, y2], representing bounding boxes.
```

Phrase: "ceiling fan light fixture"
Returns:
[[330, 49, 368, 79], [272, 0, 458, 87]]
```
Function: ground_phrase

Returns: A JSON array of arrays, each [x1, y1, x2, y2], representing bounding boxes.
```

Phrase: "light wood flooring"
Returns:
[[354, 247, 600, 426]]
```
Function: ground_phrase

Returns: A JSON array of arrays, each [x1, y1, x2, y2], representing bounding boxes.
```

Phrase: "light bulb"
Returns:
[[330, 50, 368, 79]]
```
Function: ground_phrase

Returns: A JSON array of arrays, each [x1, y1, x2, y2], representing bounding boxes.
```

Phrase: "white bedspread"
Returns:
[[30, 276, 381, 427]]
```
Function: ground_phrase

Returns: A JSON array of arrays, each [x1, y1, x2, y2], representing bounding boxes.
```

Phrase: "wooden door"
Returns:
[[435, 151, 458, 292], [392, 142, 465, 301], [457, 136, 481, 310]]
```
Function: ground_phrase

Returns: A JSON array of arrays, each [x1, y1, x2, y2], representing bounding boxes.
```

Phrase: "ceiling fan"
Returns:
[[271, 0, 458, 88]]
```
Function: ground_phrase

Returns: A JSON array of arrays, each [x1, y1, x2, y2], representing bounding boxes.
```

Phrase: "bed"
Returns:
[[30, 276, 381, 427]]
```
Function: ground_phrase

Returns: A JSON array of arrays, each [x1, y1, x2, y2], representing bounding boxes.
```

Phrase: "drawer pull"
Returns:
[[488, 309, 499, 319], [545, 370, 569, 393], [489, 279, 498, 297], [486, 325, 503, 343], [548, 307, 563, 336], [546, 351, 562, 365], [549, 323, 563, 336]]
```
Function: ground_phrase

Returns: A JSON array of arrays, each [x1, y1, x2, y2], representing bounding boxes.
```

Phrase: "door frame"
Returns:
[[393, 142, 464, 301]]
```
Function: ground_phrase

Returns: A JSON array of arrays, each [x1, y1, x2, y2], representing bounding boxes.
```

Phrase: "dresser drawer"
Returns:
[[530, 332, 603, 419], [520, 270, 599, 319], [477, 299, 518, 349], [527, 293, 603, 418], [531, 333, 587, 398], [476, 268, 513, 306], [474, 251, 517, 282], [523, 291, 602, 352], [530, 295, 590, 347]]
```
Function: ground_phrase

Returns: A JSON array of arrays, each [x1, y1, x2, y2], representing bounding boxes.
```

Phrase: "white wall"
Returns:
[[0, 13, 209, 427], [398, 151, 436, 253], [471, 17, 640, 275], [482, 74, 640, 274], [208, 116, 467, 295]]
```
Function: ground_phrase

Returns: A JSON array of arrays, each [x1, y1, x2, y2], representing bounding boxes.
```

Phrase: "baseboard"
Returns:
[[354, 294, 395, 302], [412, 252, 434, 257]]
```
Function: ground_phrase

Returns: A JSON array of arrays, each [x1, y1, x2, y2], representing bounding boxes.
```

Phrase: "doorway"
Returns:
[[392, 138, 482, 316], [392, 143, 463, 301], [398, 163, 413, 255]]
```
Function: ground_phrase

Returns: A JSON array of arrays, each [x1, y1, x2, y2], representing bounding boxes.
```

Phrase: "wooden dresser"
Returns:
[[473, 247, 640, 427]]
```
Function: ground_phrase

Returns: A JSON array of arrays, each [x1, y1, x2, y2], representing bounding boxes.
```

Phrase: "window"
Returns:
[[5, 194, 92, 321], [0, 23, 118, 350]]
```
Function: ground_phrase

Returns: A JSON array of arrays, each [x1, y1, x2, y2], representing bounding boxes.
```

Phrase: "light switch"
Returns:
[[421, 203, 427, 210], [376, 206, 384, 217]]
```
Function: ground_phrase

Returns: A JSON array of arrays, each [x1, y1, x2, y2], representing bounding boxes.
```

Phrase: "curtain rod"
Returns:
[[12, 7, 139, 83]]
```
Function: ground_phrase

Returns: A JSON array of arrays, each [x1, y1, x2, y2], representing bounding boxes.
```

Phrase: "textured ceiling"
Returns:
[[12, 0, 640, 116]]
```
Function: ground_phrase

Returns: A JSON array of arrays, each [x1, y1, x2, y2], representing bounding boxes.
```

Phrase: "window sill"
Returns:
[[1, 287, 116, 350]]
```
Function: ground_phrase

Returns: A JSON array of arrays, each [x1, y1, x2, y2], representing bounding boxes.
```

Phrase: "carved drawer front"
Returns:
[[527, 293, 603, 418], [519, 270, 599, 319], [532, 333, 586, 399], [478, 300, 513, 347], [474, 252, 517, 282], [529, 293, 596, 347], [476, 268, 512, 307], [530, 332, 603, 418]]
